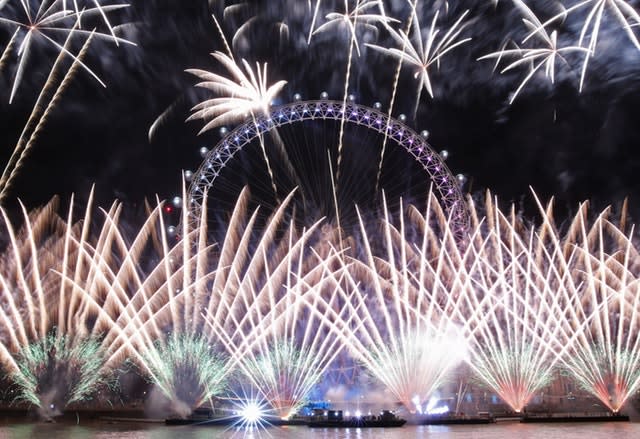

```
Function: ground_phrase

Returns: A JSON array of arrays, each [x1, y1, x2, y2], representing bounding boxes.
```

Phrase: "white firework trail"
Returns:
[[200, 189, 361, 418], [525, 0, 640, 91], [187, 51, 287, 133], [367, 6, 471, 119], [328, 193, 493, 413], [0, 0, 133, 103], [311, 0, 395, 188], [479, 0, 589, 104], [548, 200, 640, 413], [458, 194, 576, 412]]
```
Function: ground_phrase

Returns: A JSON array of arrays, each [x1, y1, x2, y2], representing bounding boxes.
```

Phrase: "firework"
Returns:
[[0, 192, 123, 418], [324, 194, 482, 413], [202, 190, 355, 418], [0, 0, 133, 103], [549, 203, 640, 412], [312, 0, 396, 57], [310, 0, 396, 183], [11, 332, 109, 420], [459, 194, 571, 412], [366, 6, 471, 118], [479, 0, 589, 104], [0, 1, 134, 203], [539, 0, 640, 91], [186, 51, 287, 134], [66, 188, 224, 418], [142, 333, 227, 418]]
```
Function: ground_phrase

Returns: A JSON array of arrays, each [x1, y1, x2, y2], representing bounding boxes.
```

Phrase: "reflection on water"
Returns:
[[0, 422, 640, 439], [1, 422, 640, 439]]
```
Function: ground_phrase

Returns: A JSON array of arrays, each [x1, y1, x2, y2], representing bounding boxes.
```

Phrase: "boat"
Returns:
[[492, 412, 524, 422], [307, 410, 406, 428], [521, 412, 630, 423], [417, 413, 495, 425]]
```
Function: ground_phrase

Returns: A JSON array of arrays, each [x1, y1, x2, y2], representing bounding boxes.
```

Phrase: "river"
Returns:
[[1, 421, 639, 439]]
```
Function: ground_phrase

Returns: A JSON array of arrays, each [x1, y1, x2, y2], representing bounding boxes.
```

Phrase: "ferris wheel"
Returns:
[[183, 98, 469, 240]]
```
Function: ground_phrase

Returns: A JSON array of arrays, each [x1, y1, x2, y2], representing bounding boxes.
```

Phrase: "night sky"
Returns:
[[1, 0, 640, 225]]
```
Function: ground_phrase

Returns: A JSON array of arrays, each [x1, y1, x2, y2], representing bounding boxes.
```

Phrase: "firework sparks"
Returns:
[[0, 192, 122, 418], [326, 194, 482, 413], [186, 51, 287, 133], [142, 333, 227, 418], [459, 194, 571, 412], [312, 0, 396, 57], [11, 332, 109, 420], [186, 49, 290, 201], [366, 6, 471, 118], [551, 205, 640, 412], [62, 187, 226, 417], [0, 0, 133, 103], [1, 180, 639, 417], [533, 0, 640, 91], [479, 0, 589, 103], [202, 191, 354, 418]]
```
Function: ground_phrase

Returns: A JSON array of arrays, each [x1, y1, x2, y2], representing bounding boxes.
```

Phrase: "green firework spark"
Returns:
[[144, 333, 228, 409], [11, 332, 108, 408]]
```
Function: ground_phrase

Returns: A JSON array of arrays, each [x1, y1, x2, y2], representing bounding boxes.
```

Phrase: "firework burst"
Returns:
[[0, 0, 133, 103], [142, 333, 227, 418], [479, 0, 589, 103], [367, 5, 471, 118], [539, 0, 640, 91], [186, 51, 287, 133], [550, 202, 640, 412], [64, 189, 224, 417], [459, 193, 571, 412], [202, 190, 356, 418], [11, 332, 109, 419], [325, 193, 485, 413], [0, 192, 123, 418]]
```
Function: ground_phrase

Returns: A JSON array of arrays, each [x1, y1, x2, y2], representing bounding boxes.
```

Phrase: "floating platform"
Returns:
[[165, 415, 308, 426], [165, 416, 240, 426], [307, 418, 407, 428], [307, 410, 406, 428], [101, 416, 164, 423], [417, 414, 495, 425], [521, 413, 630, 423], [493, 414, 524, 422]]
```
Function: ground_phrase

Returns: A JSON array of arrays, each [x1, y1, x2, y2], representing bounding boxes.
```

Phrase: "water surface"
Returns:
[[1, 421, 639, 439]]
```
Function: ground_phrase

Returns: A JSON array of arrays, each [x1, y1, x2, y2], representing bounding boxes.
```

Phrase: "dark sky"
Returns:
[[1, 0, 640, 224]]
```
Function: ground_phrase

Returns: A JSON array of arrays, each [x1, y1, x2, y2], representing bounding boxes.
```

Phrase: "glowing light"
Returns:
[[0, 0, 134, 103], [428, 405, 450, 415], [479, 0, 589, 102], [239, 401, 265, 425], [311, 0, 397, 57], [366, 7, 471, 117], [530, 0, 640, 92], [186, 51, 287, 134]]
